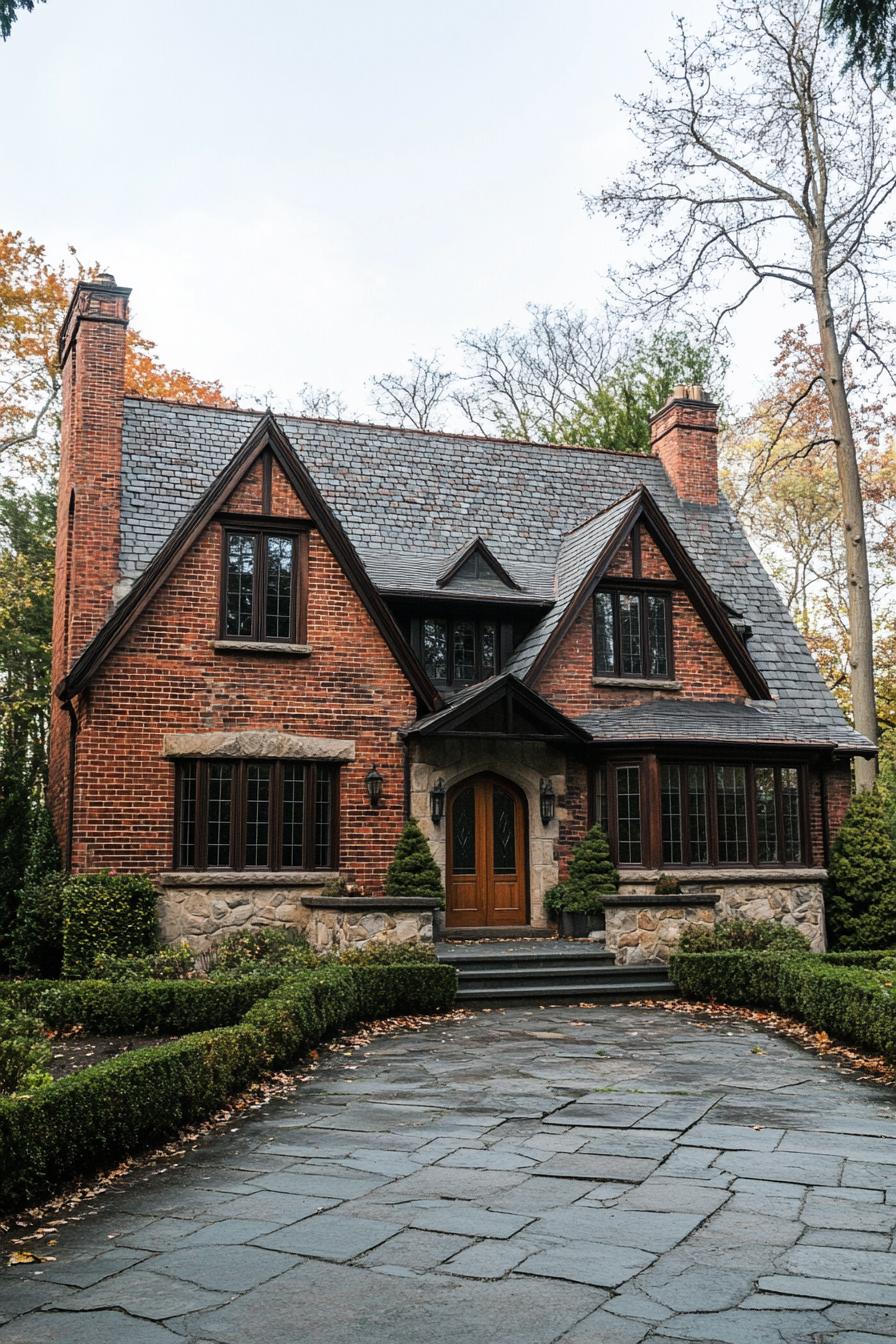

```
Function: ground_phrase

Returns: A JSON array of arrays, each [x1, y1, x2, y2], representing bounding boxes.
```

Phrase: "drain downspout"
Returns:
[[62, 693, 79, 872]]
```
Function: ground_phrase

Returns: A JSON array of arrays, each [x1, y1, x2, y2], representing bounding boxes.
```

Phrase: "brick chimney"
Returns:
[[649, 384, 719, 505], [53, 273, 131, 674]]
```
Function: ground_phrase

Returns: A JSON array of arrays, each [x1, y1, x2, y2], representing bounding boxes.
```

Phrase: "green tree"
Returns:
[[547, 332, 723, 454], [0, 743, 32, 959], [0, 0, 43, 41], [825, 0, 896, 86], [10, 802, 62, 977], [383, 819, 444, 906], [826, 787, 896, 947]]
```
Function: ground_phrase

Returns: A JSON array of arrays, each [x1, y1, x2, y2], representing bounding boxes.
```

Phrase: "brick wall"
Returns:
[[533, 590, 746, 717], [650, 388, 719, 506], [67, 454, 418, 891], [49, 278, 130, 857]]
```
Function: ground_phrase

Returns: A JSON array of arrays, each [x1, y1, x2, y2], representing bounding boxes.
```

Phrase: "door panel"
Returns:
[[446, 776, 527, 927]]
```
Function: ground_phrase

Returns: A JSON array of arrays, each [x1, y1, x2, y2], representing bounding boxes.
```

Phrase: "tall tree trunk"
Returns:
[[812, 265, 878, 790]]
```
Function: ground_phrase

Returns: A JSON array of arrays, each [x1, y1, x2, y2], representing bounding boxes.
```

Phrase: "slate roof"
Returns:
[[118, 398, 869, 754], [576, 699, 871, 753]]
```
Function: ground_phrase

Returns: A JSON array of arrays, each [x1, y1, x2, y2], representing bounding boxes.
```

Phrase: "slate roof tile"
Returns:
[[118, 399, 866, 751]]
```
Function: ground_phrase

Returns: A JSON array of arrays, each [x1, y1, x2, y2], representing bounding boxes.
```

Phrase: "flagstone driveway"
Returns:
[[3, 1002, 896, 1343]]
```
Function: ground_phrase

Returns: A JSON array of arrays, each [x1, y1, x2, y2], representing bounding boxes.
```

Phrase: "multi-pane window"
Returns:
[[422, 617, 498, 686], [615, 765, 642, 864], [593, 589, 671, 679], [654, 761, 804, 868], [222, 530, 301, 643], [175, 760, 338, 871]]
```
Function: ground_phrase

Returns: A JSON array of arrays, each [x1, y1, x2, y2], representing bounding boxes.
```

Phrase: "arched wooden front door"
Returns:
[[446, 775, 528, 928]]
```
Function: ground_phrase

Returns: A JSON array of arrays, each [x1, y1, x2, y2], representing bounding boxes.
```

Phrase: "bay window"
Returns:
[[595, 758, 805, 867], [175, 760, 338, 871]]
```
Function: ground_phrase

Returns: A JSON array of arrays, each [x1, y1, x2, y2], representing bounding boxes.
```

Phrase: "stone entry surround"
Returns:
[[4, 1004, 896, 1342]]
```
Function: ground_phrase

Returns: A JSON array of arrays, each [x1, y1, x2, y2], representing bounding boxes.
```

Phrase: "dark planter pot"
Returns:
[[558, 911, 605, 938]]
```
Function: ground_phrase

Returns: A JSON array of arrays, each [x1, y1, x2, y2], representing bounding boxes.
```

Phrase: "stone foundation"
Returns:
[[606, 868, 828, 963], [605, 895, 718, 965], [302, 899, 435, 953], [157, 872, 328, 953]]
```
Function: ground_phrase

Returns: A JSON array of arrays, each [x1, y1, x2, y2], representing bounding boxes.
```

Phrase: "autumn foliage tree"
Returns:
[[0, 228, 235, 951]]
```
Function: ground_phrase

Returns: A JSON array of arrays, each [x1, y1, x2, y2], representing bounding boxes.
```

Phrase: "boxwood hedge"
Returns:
[[671, 949, 896, 1061], [0, 959, 456, 1214]]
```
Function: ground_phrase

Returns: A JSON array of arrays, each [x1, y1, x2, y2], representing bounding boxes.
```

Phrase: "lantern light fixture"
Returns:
[[430, 777, 446, 826], [539, 777, 556, 825], [365, 764, 384, 808]]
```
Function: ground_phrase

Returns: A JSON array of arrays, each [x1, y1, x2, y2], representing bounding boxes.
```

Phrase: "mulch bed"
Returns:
[[46, 1029, 178, 1080]]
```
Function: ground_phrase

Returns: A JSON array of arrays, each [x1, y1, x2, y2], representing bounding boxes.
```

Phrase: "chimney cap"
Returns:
[[670, 383, 705, 403], [94, 272, 117, 287]]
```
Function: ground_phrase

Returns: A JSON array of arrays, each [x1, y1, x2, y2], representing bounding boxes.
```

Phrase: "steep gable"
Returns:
[[61, 413, 437, 710]]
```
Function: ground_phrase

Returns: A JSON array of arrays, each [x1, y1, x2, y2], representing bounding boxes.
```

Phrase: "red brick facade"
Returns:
[[49, 283, 853, 915]]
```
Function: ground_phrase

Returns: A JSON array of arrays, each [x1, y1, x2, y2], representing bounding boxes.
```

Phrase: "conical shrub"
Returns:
[[384, 819, 444, 906]]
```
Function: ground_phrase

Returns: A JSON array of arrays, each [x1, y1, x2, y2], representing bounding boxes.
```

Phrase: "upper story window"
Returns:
[[422, 616, 498, 687], [221, 529, 304, 643], [175, 759, 337, 872], [594, 589, 671, 680]]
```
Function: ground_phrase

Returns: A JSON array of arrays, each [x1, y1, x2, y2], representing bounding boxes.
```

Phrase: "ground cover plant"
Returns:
[[0, 947, 456, 1213]]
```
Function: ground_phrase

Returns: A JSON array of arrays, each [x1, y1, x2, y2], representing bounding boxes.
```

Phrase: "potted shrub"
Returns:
[[545, 824, 619, 937]]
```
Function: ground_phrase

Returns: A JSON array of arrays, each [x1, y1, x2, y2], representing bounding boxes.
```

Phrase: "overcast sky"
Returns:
[[3, 0, 789, 418]]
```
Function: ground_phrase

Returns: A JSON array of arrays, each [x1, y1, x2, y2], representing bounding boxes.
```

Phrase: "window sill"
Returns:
[[617, 867, 826, 884], [592, 676, 682, 691], [213, 640, 312, 656], [160, 870, 339, 888]]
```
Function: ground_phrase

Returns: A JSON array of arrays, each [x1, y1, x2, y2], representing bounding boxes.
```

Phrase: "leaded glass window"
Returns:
[[715, 765, 749, 863], [687, 765, 709, 864], [420, 618, 502, 686], [222, 529, 299, 643], [453, 622, 476, 684], [451, 786, 476, 874], [616, 765, 642, 864], [492, 786, 517, 874], [593, 589, 671, 680], [647, 593, 669, 678], [661, 764, 682, 864], [423, 619, 448, 682], [755, 766, 779, 864], [594, 591, 615, 674], [619, 593, 642, 675], [781, 767, 801, 863], [175, 761, 337, 872]]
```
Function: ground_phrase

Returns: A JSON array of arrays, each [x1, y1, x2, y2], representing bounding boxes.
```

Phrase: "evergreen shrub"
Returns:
[[678, 917, 810, 955], [62, 872, 158, 978], [384, 819, 444, 906], [10, 806, 63, 977], [545, 825, 618, 914], [825, 787, 896, 949]]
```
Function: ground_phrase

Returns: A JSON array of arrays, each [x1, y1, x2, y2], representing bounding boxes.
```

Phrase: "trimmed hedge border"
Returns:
[[0, 961, 456, 1214], [671, 950, 896, 1061]]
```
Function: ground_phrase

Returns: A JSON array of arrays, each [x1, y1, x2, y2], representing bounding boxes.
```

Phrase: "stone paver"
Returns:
[[3, 1003, 896, 1341]]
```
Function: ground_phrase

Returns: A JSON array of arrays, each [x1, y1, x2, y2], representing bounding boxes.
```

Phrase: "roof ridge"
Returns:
[[559, 486, 645, 542], [121, 395, 669, 464]]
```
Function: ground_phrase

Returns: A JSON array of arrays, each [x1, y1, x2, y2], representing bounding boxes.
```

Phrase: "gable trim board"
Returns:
[[59, 413, 441, 712], [404, 672, 592, 743], [519, 486, 772, 703]]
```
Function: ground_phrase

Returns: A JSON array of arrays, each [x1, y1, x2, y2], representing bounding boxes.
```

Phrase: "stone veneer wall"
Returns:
[[157, 874, 321, 952], [605, 898, 717, 965], [303, 905, 434, 953], [609, 869, 828, 963], [409, 738, 568, 927]]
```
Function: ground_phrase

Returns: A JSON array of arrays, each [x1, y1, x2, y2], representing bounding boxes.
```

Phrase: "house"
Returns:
[[48, 275, 873, 960]]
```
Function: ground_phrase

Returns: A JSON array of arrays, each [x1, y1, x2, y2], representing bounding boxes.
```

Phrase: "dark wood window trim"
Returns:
[[594, 755, 807, 869], [218, 524, 308, 645], [174, 759, 339, 872], [593, 586, 673, 681]]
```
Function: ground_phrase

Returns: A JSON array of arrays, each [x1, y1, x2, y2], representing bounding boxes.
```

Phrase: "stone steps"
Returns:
[[436, 938, 674, 1005]]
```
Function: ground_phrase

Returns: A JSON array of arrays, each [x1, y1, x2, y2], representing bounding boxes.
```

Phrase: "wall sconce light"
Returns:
[[540, 777, 556, 825], [365, 764, 384, 808], [430, 777, 446, 825]]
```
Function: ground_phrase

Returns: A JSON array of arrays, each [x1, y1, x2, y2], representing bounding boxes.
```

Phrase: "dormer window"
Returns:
[[594, 589, 671, 680], [423, 616, 498, 686]]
